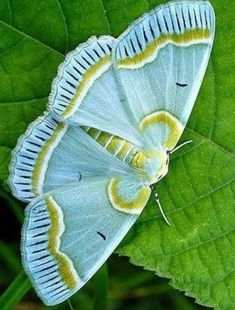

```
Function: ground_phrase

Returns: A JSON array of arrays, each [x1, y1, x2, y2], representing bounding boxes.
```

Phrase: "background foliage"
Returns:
[[0, 0, 234, 309]]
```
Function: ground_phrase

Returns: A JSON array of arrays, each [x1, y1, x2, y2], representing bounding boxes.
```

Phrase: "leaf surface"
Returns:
[[0, 1, 234, 309]]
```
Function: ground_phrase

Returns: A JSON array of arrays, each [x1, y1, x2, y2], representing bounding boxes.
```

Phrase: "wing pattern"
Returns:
[[113, 0, 215, 148], [9, 1, 215, 305]]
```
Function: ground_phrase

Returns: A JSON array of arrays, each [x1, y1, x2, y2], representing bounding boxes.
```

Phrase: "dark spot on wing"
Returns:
[[176, 82, 188, 87], [97, 231, 106, 241]]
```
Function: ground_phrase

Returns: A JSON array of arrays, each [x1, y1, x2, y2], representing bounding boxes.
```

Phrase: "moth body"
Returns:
[[130, 148, 169, 185]]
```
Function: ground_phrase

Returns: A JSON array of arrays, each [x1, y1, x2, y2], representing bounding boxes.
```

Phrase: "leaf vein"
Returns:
[[186, 127, 235, 159], [6, 0, 12, 25], [140, 178, 235, 223], [98, 0, 111, 35], [0, 21, 64, 57], [56, 0, 69, 53]]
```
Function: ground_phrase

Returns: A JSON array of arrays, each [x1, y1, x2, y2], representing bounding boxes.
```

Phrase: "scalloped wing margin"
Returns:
[[112, 0, 215, 148], [22, 176, 150, 305]]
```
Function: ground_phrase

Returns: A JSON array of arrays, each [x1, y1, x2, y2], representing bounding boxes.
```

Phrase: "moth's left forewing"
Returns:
[[113, 1, 215, 150]]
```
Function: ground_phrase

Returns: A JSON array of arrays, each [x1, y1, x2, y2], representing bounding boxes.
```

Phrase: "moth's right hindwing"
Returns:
[[8, 113, 67, 202], [9, 112, 133, 202]]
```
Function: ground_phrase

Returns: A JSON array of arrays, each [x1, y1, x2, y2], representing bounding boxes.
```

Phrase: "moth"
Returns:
[[9, 0, 215, 305]]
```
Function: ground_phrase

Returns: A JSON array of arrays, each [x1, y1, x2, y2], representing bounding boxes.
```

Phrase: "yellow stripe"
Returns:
[[46, 196, 78, 289], [140, 111, 183, 150], [117, 29, 211, 68], [96, 131, 112, 147], [87, 127, 99, 139], [63, 55, 111, 118], [116, 140, 133, 160], [108, 178, 150, 214], [32, 124, 66, 196], [83, 126, 135, 160], [106, 136, 122, 153]]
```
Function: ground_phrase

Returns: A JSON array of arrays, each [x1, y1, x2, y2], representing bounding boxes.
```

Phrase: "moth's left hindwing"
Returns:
[[48, 36, 142, 145], [22, 177, 150, 305]]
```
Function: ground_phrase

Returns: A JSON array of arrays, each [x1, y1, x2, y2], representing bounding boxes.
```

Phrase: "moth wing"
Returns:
[[22, 176, 150, 305], [9, 112, 132, 202], [113, 1, 215, 150], [48, 36, 142, 145]]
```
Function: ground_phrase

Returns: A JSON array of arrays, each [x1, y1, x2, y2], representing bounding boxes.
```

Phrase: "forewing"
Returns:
[[113, 1, 215, 150], [22, 176, 150, 305]]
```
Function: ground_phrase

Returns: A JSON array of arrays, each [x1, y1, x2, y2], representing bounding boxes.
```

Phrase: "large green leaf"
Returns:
[[0, 0, 234, 309]]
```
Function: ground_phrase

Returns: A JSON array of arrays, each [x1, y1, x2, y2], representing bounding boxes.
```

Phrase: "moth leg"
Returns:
[[151, 185, 171, 226]]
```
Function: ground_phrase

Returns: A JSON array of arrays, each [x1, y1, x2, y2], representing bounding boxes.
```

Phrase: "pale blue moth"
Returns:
[[9, 0, 215, 305]]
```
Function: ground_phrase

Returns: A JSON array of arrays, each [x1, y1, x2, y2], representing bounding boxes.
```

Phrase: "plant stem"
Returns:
[[0, 270, 31, 310]]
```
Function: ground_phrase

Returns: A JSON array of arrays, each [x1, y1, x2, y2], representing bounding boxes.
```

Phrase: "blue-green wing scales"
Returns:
[[22, 176, 150, 305]]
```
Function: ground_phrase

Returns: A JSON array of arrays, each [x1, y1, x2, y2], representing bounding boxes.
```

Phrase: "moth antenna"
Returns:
[[170, 140, 193, 154], [151, 185, 171, 226]]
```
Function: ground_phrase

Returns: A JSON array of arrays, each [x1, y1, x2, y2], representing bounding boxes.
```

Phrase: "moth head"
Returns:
[[131, 149, 169, 184]]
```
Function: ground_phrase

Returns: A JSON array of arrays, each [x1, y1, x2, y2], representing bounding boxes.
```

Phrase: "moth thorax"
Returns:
[[131, 152, 147, 168], [131, 149, 169, 184]]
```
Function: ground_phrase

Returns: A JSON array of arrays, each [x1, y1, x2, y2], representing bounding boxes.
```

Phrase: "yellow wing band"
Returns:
[[140, 111, 183, 150], [63, 56, 111, 118], [108, 178, 151, 215], [117, 29, 211, 69], [32, 124, 67, 196], [46, 196, 79, 289]]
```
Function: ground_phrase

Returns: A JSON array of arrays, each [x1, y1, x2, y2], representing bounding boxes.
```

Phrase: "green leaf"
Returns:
[[0, 0, 234, 309], [0, 241, 21, 274], [92, 264, 109, 310], [0, 271, 31, 310]]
